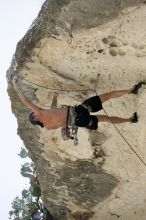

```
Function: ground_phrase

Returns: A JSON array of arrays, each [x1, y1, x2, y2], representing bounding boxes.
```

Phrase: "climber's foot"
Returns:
[[131, 112, 138, 123], [130, 82, 146, 94]]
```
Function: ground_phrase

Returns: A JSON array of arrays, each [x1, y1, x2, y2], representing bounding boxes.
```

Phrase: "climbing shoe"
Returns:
[[130, 81, 146, 94], [131, 112, 138, 123]]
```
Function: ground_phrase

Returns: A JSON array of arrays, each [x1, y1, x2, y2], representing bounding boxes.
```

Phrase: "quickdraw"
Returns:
[[61, 106, 79, 146]]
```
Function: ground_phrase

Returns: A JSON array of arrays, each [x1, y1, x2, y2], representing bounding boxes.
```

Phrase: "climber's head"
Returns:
[[29, 112, 44, 128]]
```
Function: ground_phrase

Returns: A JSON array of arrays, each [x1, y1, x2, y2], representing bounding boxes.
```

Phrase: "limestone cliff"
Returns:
[[7, 0, 146, 219]]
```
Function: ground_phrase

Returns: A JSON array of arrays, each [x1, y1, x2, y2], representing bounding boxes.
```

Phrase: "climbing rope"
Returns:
[[102, 107, 146, 168]]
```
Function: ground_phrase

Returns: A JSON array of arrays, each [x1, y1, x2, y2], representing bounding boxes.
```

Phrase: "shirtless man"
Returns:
[[13, 77, 144, 131]]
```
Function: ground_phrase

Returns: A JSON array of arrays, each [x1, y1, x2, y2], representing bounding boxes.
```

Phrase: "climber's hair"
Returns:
[[29, 112, 44, 128]]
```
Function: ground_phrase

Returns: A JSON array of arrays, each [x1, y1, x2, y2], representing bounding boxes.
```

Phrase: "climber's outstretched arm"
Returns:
[[13, 77, 41, 114]]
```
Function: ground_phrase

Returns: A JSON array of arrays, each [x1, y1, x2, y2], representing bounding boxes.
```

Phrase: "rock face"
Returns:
[[7, 0, 146, 219]]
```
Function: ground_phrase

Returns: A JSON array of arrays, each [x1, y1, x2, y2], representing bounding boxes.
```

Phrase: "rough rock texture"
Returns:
[[7, 0, 146, 219]]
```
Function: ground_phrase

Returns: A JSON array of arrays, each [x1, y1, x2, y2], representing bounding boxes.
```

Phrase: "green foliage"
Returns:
[[9, 196, 31, 220], [22, 216, 30, 220], [30, 184, 41, 197], [27, 202, 38, 214], [20, 163, 33, 179], [22, 189, 30, 199], [9, 147, 44, 220], [18, 147, 29, 158], [9, 191, 43, 219], [12, 196, 25, 210]]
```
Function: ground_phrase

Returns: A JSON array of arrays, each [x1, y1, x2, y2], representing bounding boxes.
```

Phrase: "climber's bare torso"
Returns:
[[34, 108, 68, 130], [13, 76, 141, 131]]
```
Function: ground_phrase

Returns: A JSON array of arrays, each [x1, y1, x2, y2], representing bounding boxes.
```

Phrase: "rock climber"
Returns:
[[13, 77, 145, 131]]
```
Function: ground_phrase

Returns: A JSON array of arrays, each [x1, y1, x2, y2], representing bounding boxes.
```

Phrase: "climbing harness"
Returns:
[[61, 106, 79, 146]]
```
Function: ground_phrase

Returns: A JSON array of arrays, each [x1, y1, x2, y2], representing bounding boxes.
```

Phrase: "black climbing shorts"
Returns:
[[75, 96, 102, 130], [82, 95, 102, 112]]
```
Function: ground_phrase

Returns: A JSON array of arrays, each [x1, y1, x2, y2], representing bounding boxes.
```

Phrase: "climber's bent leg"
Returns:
[[99, 88, 133, 103], [96, 114, 131, 124]]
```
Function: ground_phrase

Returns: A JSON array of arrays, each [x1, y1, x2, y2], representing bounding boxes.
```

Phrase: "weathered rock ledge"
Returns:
[[7, 0, 146, 219]]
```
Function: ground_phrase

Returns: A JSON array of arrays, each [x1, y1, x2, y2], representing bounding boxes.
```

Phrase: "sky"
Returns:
[[0, 0, 45, 219]]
